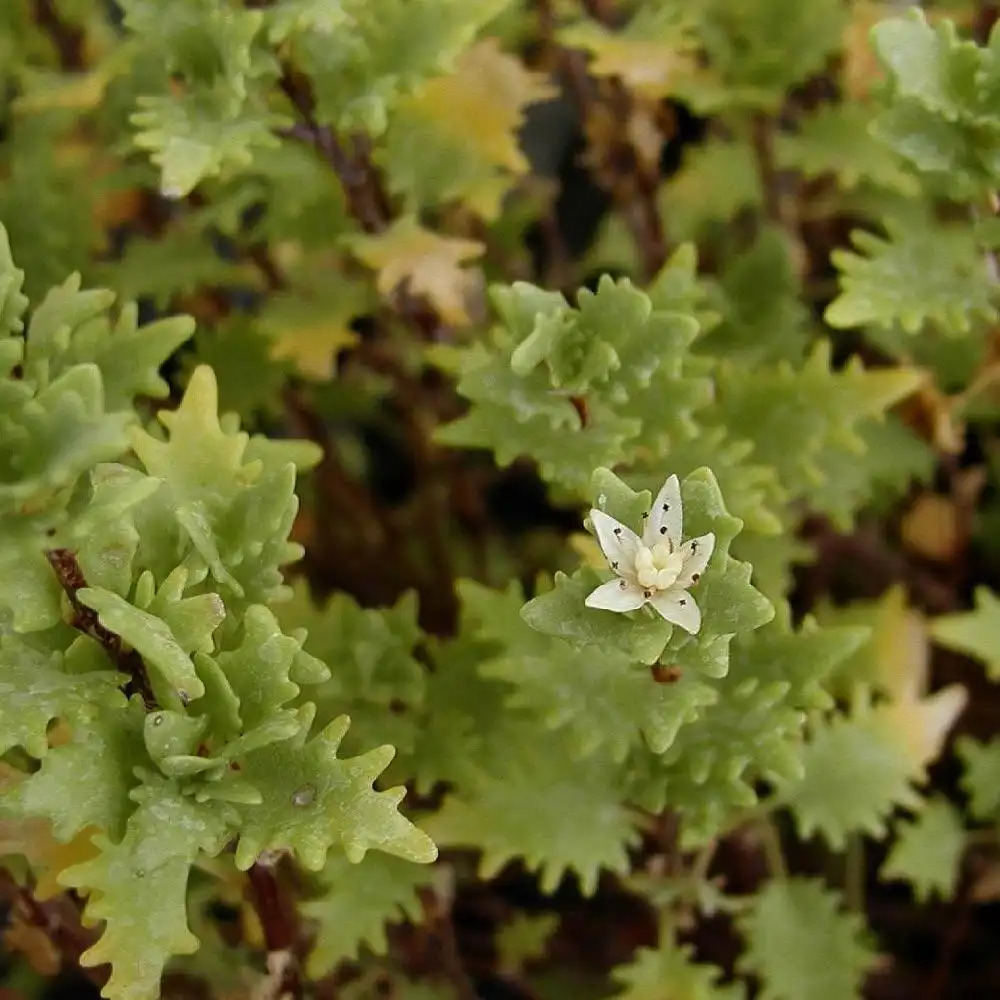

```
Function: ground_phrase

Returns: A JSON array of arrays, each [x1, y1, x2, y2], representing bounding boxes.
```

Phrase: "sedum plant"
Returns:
[[1, 2, 1000, 1000]]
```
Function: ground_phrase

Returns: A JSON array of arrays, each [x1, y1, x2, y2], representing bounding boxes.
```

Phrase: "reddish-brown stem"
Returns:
[[419, 887, 480, 1000], [750, 112, 783, 227], [246, 861, 303, 997], [44, 548, 157, 708], [32, 0, 85, 71], [536, 0, 667, 280]]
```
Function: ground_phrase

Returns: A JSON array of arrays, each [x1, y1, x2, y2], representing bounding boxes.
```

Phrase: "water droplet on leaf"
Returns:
[[291, 784, 316, 807]]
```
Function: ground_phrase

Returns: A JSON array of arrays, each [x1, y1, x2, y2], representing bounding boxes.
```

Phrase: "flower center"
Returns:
[[633, 541, 684, 591]]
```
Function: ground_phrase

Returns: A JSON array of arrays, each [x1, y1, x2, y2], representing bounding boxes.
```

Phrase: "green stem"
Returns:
[[844, 835, 865, 913], [689, 837, 718, 886], [758, 817, 788, 879]]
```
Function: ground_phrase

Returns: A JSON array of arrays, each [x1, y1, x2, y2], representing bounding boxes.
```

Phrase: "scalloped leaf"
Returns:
[[825, 212, 996, 335], [11, 701, 146, 842], [303, 850, 433, 976], [425, 727, 638, 895], [234, 711, 436, 870], [930, 586, 1000, 680], [780, 710, 923, 848], [0, 641, 125, 758], [60, 781, 230, 1000], [870, 10, 1000, 196], [382, 38, 554, 218], [347, 216, 483, 325], [957, 736, 1000, 821], [881, 798, 966, 903], [613, 940, 745, 1000], [738, 879, 876, 1000]]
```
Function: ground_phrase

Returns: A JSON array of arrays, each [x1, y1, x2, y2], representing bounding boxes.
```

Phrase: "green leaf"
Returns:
[[678, 0, 846, 110], [0, 362, 134, 509], [613, 940, 744, 1000], [0, 641, 125, 757], [78, 584, 221, 703], [780, 712, 922, 848], [439, 274, 704, 493], [276, 584, 423, 759], [870, 10, 1000, 196], [23, 275, 195, 406], [738, 879, 876, 1000], [426, 727, 638, 895], [96, 227, 248, 313], [628, 615, 860, 846], [12, 701, 146, 842], [302, 850, 433, 976], [0, 224, 29, 338], [659, 138, 762, 243], [697, 228, 809, 365], [234, 710, 436, 870], [714, 341, 923, 522], [957, 735, 1000, 820], [825, 212, 996, 335], [60, 781, 230, 1000], [131, 366, 306, 609], [215, 604, 300, 729], [775, 102, 918, 194], [930, 587, 1000, 680], [882, 798, 966, 903]]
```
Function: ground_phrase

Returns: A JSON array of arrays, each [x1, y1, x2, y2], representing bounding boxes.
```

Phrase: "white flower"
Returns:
[[584, 474, 715, 634]]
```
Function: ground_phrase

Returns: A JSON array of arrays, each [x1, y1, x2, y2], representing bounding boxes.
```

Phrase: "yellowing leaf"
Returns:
[[874, 684, 967, 776], [871, 585, 929, 702], [817, 586, 929, 701], [409, 39, 552, 173], [260, 266, 372, 379], [571, 31, 695, 98], [385, 39, 555, 219], [348, 216, 484, 325], [842, 2, 893, 98]]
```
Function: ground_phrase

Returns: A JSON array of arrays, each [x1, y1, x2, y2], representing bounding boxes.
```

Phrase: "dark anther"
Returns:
[[644, 590, 652, 598], [692, 573, 700, 582], [614, 527, 621, 536], [612, 561, 619, 569], [619, 580, 627, 589], [679, 599, 687, 605], [642, 511, 649, 518], [662, 503, 670, 511], [691, 540, 699, 551], [659, 526, 667, 534]]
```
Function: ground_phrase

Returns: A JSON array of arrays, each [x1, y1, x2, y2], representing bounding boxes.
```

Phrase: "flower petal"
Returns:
[[675, 533, 715, 588], [644, 474, 682, 548], [647, 588, 701, 634], [585, 579, 646, 613], [589, 509, 641, 573]]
